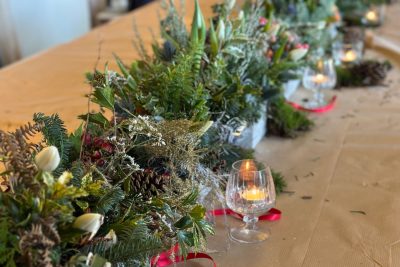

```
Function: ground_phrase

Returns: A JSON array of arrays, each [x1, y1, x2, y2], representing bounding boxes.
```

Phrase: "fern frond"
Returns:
[[33, 113, 72, 176]]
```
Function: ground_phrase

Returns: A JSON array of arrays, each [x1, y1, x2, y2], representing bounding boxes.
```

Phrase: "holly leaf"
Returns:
[[78, 113, 110, 128], [189, 205, 206, 221], [93, 86, 115, 110]]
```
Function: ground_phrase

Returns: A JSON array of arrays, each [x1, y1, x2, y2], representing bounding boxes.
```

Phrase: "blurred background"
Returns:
[[0, 0, 153, 67]]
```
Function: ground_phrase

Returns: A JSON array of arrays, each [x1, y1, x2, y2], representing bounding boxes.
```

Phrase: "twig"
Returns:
[[79, 36, 103, 160]]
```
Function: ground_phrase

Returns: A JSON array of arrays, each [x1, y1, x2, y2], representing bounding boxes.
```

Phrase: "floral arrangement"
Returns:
[[336, 0, 387, 26], [8, 0, 391, 266], [0, 113, 216, 266], [266, 0, 340, 54]]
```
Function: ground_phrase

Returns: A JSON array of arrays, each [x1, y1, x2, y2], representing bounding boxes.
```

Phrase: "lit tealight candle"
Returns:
[[365, 10, 378, 23], [312, 73, 327, 84], [342, 50, 357, 63], [242, 187, 267, 201]]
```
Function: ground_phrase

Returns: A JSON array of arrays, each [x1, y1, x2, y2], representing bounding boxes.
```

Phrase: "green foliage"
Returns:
[[0, 170, 88, 266], [271, 170, 287, 194], [268, 0, 336, 23], [0, 212, 18, 267], [33, 113, 72, 176], [87, 46, 210, 122], [268, 97, 313, 138], [84, 222, 163, 266], [95, 187, 125, 215]]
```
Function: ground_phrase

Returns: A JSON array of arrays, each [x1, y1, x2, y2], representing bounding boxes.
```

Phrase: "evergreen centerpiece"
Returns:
[[0, 113, 216, 266]]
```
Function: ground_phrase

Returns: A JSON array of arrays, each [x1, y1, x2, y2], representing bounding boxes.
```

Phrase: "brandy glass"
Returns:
[[226, 159, 276, 243]]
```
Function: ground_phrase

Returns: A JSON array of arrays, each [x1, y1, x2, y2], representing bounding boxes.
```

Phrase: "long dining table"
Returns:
[[2, 1, 400, 266]]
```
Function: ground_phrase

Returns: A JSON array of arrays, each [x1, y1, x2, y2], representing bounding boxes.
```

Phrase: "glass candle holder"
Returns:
[[332, 40, 364, 65], [362, 5, 385, 27], [302, 58, 337, 108], [226, 160, 276, 243]]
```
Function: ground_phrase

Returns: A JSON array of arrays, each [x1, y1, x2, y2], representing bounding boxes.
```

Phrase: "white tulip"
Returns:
[[268, 24, 281, 37], [289, 48, 308, 61], [73, 213, 104, 240], [105, 229, 117, 245], [238, 10, 244, 20], [35, 146, 60, 172], [225, 0, 236, 10], [216, 20, 225, 42]]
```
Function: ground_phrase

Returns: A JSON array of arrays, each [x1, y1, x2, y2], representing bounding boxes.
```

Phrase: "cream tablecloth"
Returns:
[[1, 1, 400, 266]]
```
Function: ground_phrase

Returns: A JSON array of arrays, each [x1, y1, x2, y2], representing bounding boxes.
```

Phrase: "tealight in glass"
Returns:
[[226, 160, 276, 243], [362, 5, 385, 27], [332, 40, 364, 65], [302, 58, 337, 108]]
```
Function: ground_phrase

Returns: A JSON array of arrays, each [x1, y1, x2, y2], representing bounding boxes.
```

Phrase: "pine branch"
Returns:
[[267, 97, 313, 138]]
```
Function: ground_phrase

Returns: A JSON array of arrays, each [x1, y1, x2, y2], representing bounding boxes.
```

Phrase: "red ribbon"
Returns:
[[210, 208, 281, 221], [287, 95, 337, 113], [151, 208, 282, 267], [151, 244, 216, 267]]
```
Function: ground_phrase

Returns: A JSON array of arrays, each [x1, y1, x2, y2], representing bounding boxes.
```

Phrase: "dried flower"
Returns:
[[73, 213, 104, 240], [35, 146, 60, 172]]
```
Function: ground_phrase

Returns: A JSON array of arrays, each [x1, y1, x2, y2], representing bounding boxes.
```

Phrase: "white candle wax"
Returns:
[[312, 74, 327, 84]]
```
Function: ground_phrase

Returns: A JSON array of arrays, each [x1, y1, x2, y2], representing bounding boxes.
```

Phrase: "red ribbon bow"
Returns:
[[287, 95, 337, 113], [151, 208, 282, 267]]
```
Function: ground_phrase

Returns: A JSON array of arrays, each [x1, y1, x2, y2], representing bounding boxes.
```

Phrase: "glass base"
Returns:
[[229, 227, 271, 244], [303, 91, 327, 109]]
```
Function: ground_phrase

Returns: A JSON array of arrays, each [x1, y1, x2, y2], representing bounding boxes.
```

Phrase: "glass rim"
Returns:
[[231, 159, 268, 173]]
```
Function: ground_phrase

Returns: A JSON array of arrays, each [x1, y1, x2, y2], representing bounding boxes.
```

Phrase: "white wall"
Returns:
[[7, 0, 91, 59]]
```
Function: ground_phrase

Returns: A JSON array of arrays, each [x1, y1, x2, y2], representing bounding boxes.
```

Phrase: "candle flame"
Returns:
[[342, 50, 357, 63], [365, 10, 378, 22], [239, 160, 257, 180]]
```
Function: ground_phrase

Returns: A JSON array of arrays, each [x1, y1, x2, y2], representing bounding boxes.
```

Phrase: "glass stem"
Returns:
[[243, 214, 259, 230]]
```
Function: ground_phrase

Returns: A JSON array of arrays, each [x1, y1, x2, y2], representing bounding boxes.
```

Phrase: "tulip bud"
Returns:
[[35, 146, 60, 172], [105, 229, 117, 245], [238, 10, 244, 20], [226, 0, 236, 10], [268, 24, 280, 37], [209, 19, 218, 57], [259, 17, 268, 26], [73, 213, 104, 240], [289, 47, 308, 61], [216, 20, 225, 43]]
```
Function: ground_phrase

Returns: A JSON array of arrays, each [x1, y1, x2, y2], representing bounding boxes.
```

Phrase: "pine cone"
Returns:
[[352, 60, 392, 86], [130, 169, 168, 199]]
